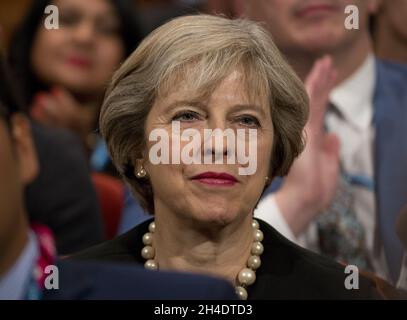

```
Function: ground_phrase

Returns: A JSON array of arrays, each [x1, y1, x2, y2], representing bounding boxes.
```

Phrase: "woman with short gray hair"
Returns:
[[74, 14, 379, 299]]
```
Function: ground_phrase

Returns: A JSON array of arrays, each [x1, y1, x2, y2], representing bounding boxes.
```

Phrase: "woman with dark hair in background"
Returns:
[[9, 0, 142, 151], [5, 0, 143, 251]]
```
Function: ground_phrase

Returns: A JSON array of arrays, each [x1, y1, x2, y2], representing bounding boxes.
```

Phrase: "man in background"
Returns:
[[238, 0, 407, 285]]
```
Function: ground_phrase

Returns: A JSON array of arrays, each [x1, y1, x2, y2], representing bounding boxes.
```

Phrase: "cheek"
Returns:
[[389, 7, 407, 38], [255, 131, 273, 170], [264, 6, 291, 32], [33, 27, 62, 52], [31, 29, 64, 76], [147, 164, 185, 204], [238, 134, 271, 198], [144, 138, 184, 192], [94, 39, 124, 73], [0, 145, 22, 211], [342, 0, 370, 28]]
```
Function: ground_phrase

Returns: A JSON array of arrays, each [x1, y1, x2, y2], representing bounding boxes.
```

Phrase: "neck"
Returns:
[[285, 34, 372, 85], [0, 210, 29, 279], [153, 211, 254, 284], [374, 16, 407, 64]]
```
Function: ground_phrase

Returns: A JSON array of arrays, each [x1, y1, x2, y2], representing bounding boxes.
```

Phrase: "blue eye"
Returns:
[[237, 115, 260, 127], [172, 111, 201, 122]]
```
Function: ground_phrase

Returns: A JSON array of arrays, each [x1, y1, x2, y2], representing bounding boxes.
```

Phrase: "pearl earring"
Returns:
[[136, 167, 147, 179]]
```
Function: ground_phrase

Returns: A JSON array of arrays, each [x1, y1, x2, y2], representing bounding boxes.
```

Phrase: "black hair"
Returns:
[[8, 0, 142, 110]]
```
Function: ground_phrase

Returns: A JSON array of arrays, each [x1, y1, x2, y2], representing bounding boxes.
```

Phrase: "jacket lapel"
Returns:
[[374, 59, 407, 282]]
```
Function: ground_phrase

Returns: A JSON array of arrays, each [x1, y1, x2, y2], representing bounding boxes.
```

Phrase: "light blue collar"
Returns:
[[0, 231, 38, 300]]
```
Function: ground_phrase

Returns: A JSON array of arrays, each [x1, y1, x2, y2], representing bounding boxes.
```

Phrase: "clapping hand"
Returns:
[[275, 56, 340, 236]]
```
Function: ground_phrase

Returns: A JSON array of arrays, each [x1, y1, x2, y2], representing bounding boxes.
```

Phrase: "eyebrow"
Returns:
[[57, 4, 120, 22], [162, 100, 268, 118], [160, 100, 206, 115], [229, 104, 268, 118]]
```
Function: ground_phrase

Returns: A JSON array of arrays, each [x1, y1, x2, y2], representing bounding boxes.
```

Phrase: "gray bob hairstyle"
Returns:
[[99, 14, 309, 214]]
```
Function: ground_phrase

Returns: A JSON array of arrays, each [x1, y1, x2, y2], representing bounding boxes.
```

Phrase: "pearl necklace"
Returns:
[[141, 219, 264, 300]]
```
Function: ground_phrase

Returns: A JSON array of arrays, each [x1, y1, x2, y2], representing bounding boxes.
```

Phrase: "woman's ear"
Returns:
[[10, 114, 39, 185], [133, 157, 148, 179], [133, 145, 150, 176]]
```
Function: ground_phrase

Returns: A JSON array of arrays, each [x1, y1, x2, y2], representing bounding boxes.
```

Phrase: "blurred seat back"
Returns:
[[91, 173, 124, 239]]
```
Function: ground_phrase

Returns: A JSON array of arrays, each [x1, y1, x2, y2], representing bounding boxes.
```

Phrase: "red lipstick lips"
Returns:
[[191, 172, 238, 186], [66, 56, 92, 69]]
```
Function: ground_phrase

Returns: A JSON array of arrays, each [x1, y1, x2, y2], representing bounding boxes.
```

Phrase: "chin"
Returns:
[[297, 24, 343, 45], [55, 71, 96, 91], [63, 79, 94, 90], [192, 204, 243, 227], [299, 35, 343, 53]]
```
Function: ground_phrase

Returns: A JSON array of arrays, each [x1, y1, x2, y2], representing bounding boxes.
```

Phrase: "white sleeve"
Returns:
[[254, 194, 309, 248]]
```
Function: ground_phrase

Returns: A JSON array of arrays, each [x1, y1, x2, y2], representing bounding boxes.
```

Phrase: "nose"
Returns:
[[72, 21, 95, 46], [202, 117, 234, 164]]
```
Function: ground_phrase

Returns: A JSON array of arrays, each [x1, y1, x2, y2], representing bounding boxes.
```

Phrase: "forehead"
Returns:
[[53, 0, 118, 17], [156, 68, 268, 112], [207, 70, 255, 105]]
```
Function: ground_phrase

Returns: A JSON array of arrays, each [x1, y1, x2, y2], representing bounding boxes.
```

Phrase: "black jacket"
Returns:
[[44, 260, 237, 300], [72, 219, 380, 299], [26, 123, 103, 254]]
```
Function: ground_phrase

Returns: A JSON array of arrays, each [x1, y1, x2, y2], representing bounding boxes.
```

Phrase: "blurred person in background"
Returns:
[[1, 18, 103, 255], [0, 55, 237, 300], [7, 0, 145, 244], [9, 0, 141, 151], [238, 0, 407, 286]]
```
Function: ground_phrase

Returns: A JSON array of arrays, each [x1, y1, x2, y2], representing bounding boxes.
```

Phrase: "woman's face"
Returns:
[[142, 69, 274, 226], [31, 0, 125, 97], [0, 115, 38, 248]]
